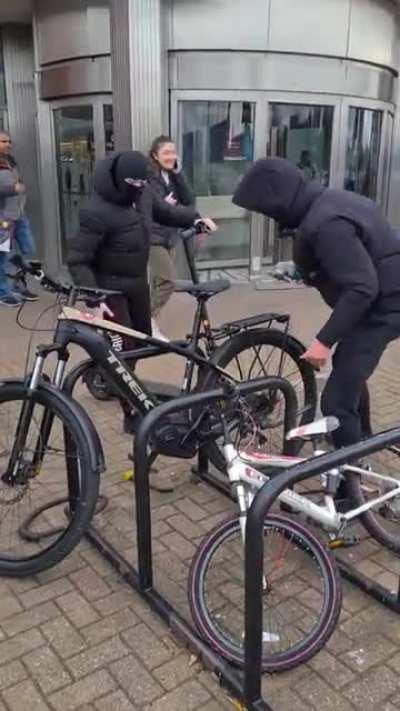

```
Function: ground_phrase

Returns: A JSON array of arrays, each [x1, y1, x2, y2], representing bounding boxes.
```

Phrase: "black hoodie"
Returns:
[[233, 158, 400, 347], [68, 152, 198, 292]]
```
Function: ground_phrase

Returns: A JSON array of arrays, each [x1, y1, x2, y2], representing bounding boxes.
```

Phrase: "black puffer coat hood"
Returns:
[[232, 157, 324, 228], [94, 151, 150, 206]]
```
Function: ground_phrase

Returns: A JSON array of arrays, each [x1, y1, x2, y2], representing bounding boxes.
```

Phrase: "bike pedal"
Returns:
[[328, 536, 359, 549]]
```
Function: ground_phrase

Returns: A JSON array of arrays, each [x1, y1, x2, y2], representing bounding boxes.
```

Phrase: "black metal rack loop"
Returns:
[[62, 370, 297, 710], [243, 426, 400, 706]]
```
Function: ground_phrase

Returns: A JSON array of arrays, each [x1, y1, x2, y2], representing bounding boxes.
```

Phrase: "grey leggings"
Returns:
[[149, 245, 176, 316]]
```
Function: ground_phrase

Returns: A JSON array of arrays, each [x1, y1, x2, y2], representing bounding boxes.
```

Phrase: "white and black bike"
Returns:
[[189, 413, 400, 672]]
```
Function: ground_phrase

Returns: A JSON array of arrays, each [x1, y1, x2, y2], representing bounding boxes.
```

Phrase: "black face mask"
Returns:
[[119, 182, 143, 203], [112, 151, 149, 203]]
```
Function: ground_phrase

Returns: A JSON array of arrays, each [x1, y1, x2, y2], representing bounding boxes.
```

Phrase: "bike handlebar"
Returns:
[[180, 222, 211, 241], [8, 254, 121, 306]]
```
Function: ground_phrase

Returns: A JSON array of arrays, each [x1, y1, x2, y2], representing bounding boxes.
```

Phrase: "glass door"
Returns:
[[338, 97, 392, 207], [54, 104, 95, 261], [53, 96, 113, 261], [171, 91, 267, 274], [265, 95, 341, 262]]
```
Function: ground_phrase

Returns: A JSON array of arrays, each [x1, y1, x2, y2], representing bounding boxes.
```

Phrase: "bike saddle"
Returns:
[[286, 416, 340, 441], [174, 279, 230, 298]]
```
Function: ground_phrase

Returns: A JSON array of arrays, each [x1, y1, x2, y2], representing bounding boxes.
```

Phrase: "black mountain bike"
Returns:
[[0, 257, 297, 576], [82, 226, 317, 471]]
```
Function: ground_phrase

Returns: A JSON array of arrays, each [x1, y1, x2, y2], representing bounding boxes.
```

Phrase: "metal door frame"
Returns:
[[170, 89, 268, 275], [39, 94, 112, 271], [264, 91, 343, 264], [50, 95, 113, 157], [172, 90, 395, 273], [337, 96, 395, 208]]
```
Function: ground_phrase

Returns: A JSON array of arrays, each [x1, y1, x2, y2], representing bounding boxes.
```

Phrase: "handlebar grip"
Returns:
[[180, 222, 211, 241]]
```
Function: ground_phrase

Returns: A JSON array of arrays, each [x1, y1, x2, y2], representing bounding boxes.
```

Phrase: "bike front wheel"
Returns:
[[188, 514, 342, 672], [0, 382, 100, 576]]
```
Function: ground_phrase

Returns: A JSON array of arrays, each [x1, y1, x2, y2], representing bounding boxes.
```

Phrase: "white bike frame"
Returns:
[[225, 444, 400, 541]]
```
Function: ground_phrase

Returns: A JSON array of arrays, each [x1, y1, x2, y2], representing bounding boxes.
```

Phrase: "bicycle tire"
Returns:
[[205, 328, 317, 471], [346, 467, 400, 553], [188, 513, 342, 672], [0, 382, 100, 576]]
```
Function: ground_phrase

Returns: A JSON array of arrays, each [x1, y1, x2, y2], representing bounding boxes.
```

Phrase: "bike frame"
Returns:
[[51, 306, 239, 414], [7, 306, 234, 487], [231, 446, 400, 537]]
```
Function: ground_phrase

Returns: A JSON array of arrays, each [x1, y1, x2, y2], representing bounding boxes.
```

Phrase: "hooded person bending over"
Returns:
[[68, 150, 201, 340], [233, 158, 400, 499]]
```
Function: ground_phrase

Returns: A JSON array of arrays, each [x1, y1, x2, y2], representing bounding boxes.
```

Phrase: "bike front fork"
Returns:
[[4, 347, 69, 484], [3, 354, 46, 483]]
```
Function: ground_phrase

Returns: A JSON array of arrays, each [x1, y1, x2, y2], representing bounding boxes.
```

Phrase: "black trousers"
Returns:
[[105, 276, 152, 351], [103, 276, 151, 420], [320, 320, 399, 448]]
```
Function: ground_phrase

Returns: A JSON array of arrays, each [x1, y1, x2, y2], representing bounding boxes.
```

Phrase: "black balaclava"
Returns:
[[233, 157, 323, 229], [112, 151, 150, 204]]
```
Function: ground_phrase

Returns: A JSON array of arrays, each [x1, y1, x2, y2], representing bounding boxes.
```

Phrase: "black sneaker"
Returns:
[[0, 294, 23, 307], [14, 287, 38, 302]]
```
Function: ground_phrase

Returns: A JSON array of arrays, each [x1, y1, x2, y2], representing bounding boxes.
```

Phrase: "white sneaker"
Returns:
[[151, 318, 169, 342]]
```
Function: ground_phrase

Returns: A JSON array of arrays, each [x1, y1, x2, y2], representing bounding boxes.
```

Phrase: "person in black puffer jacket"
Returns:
[[233, 158, 400, 503], [68, 150, 199, 343]]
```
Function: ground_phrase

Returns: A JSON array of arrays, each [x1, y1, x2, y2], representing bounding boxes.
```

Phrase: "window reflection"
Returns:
[[0, 33, 6, 109], [270, 103, 334, 186], [54, 105, 94, 260], [266, 103, 334, 260], [0, 33, 7, 131], [345, 108, 382, 199], [180, 101, 255, 196], [0, 112, 7, 132], [179, 101, 255, 265], [103, 104, 114, 155]]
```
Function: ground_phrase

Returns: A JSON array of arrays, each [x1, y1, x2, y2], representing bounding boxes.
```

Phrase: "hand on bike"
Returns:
[[301, 338, 330, 369], [196, 217, 218, 233], [91, 302, 114, 320]]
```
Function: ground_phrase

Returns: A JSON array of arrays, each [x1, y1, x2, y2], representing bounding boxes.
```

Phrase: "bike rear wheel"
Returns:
[[188, 514, 342, 672], [346, 464, 400, 553], [205, 328, 317, 472], [0, 382, 100, 576]]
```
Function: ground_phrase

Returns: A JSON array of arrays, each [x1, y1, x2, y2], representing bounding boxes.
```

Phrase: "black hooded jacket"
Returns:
[[67, 152, 198, 292], [148, 168, 196, 249], [233, 158, 400, 347]]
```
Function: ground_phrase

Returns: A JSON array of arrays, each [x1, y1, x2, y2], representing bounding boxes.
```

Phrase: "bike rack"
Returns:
[[61, 367, 297, 711], [244, 427, 400, 704], [59, 364, 400, 708]]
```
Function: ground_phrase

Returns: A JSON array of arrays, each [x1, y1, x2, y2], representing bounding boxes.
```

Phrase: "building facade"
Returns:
[[1, 0, 399, 277]]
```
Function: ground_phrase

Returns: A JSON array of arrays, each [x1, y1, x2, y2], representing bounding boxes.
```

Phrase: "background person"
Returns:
[[148, 135, 217, 340], [0, 131, 37, 306], [233, 157, 400, 506], [297, 149, 318, 181]]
